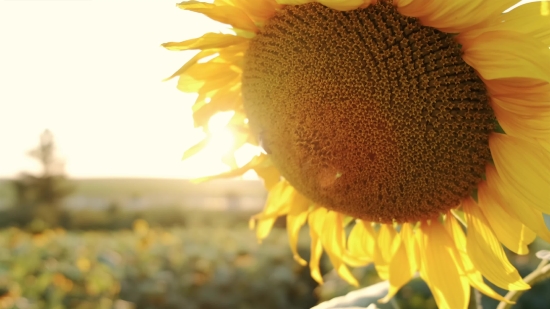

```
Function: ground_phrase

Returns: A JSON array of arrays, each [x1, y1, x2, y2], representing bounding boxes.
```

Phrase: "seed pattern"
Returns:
[[242, 1, 494, 223]]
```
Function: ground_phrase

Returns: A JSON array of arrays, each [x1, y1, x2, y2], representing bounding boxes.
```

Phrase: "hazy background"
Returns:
[[0, 0, 259, 180]]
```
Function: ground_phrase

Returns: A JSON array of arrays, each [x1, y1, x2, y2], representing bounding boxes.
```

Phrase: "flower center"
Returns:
[[242, 1, 494, 223]]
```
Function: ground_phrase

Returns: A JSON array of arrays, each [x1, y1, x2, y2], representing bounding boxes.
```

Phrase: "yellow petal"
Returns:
[[489, 133, 550, 214], [162, 32, 248, 51], [460, 30, 550, 83], [185, 62, 240, 82], [255, 200, 286, 239], [308, 207, 328, 284], [492, 100, 550, 141], [477, 181, 536, 254], [191, 91, 214, 114], [445, 215, 514, 304], [276, 0, 371, 10], [218, 51, 245, 68], [487, 78, 550, 140], [379, 240, 415, 303], [486, 78, 550, 141], [418, 221, 469, 309], [253, 161, 281, 190], [228, 0, 281, 23], [379, 223, 420, 302], [310, 237, 325, 284], [540, 139, 550, 153], [193, 85, 242, 127], [485, 78, 550, 101], [318, 0, 373, 10], [487, 79, 550, 117], [197, 42, 247, 69], [462, 197, 530, 291], [400, 223, 419, 272], [398, 0, 517, 33], [175, 74, 205, 93], [254, 181, 294, 240], [496, 2, 550, 47], [257, 180, 294, 219], [286, 192, 311, 266], [395, 0, 413, 5], [177, 1, 258, 32], [320, 211, 358, 286], [182, 136, 210, 160], [226, 110, 249, 131], [485, 164, 550, 244], [177, 61, 240, 96], [495, 107, 550, 140], [193, 154, 267, 182], [275, 0, 311, 5], [373, 224, 400, 280], [214, 0, 230, 5], [344, 220, 376, 267], [201, 78, 241, 98], [164, 49, 219, 81]]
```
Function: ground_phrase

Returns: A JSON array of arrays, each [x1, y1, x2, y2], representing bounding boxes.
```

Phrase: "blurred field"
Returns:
[[0, 216, 318, 309], [2, 177, 550, 309], [2, 214, 550, 309], [0, 178, 266, 213]]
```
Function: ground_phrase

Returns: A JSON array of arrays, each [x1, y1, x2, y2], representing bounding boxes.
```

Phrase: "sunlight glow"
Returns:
[[191, 112, 262, 180], [234, 143, 262, 167], [208, 111, 234, 133], [236, 144, 263, 180], [209, 131, 235, 154]]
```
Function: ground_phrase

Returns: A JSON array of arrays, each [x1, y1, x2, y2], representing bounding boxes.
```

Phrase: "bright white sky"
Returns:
[[0, 0, 540, 179], [0, 0, 260, 179]]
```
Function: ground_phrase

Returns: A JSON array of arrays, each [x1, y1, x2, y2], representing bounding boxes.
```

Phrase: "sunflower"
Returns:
[[163, 0, 550, 308]]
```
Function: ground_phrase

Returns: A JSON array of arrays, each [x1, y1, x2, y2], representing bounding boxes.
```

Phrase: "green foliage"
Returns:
[[56, 208, 255, 231], [0, 220, 318, 309]]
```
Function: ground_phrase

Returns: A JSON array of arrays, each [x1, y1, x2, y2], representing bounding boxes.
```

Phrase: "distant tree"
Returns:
[[10, 130, 74, 229]]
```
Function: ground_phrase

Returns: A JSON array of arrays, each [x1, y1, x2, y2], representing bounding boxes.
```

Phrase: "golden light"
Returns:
[[179, 111, 261, 179], [207, 111, 236, 153]]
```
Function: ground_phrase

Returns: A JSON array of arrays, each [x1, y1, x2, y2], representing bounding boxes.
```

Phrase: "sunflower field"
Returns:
[[1, 211, 550, 309], [0, 218, 319, 309]]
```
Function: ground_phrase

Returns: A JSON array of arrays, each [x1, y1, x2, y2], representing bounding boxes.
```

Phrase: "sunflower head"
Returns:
[[165, 0, 550, 308], [242, 1, 495, 223]]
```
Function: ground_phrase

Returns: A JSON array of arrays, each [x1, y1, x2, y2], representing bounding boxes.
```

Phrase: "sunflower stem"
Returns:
[[496, 258, 550, 309], [469, 288, 483, 309]]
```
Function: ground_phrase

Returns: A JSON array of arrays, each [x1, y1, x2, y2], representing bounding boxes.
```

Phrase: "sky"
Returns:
[[0, 0, 541, 179], [0, 0, 260, 179]]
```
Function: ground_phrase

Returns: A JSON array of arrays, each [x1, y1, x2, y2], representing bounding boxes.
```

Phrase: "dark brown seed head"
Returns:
[[242, 1, 494, 223]]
